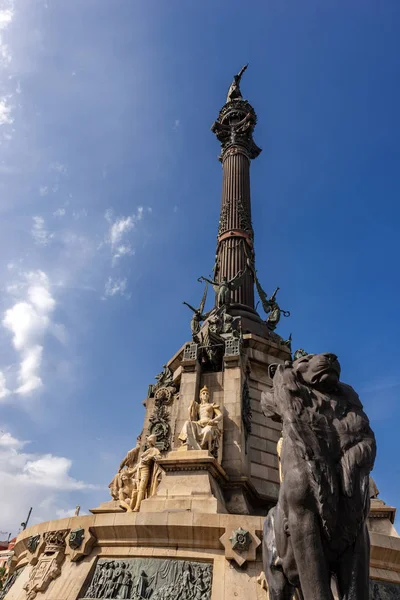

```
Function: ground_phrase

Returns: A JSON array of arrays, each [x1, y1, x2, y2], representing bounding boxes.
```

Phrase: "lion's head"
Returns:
[[292, 352, 341, 392], [264, 352, 342, 419]]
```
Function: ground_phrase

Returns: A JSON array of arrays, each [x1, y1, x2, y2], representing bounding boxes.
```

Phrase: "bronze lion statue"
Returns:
[[261, 352, 376, 600]]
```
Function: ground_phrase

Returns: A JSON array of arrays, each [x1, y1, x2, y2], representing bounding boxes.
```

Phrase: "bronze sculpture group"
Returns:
[[183, 263, 290, 338]]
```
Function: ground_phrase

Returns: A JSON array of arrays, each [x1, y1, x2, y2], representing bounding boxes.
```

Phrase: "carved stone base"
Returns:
[[5, 508, 400, 600], [140, 450, 229, 514]]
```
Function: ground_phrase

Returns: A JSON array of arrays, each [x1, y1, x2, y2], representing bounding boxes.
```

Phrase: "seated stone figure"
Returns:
[[118, 471, 138, 512], [261, 352, 376, 600], [178, 385, 222, 458]]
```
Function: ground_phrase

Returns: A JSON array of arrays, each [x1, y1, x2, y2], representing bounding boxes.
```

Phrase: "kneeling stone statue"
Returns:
[[261, 352, 376, 600]]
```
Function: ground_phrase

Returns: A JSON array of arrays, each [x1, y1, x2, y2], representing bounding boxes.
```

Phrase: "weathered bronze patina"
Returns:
[[261, 352, 376, 600]]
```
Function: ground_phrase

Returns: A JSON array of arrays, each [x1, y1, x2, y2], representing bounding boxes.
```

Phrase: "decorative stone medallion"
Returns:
[[153, 386, 171, 404], [69, 527, 85, 550], [27, 535, 40, 553], [229, 527, 251, 553], [220, 526, 261, 567]]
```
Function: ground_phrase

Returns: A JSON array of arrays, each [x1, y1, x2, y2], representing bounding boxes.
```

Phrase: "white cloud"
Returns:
[[39, 185, 48, 196], [31, 216, 53, 247], [0, 3, 14, 66], [0, 431, 24, 451], [53, 207, 66, 217], [2, 270, 58, 396], [104, 277, 127, 297], [4, 302, 47, 351], [0, 7, 13, 30], [105, 207, 144, 264], [21, 454, 87, 489], [16, 345, 43, 394], [0, 97, 13, 124], [0, 428, 97, 533], [0, 371, 11, 399], [109, 215, 134, 246], [112, 244, 135, 261]]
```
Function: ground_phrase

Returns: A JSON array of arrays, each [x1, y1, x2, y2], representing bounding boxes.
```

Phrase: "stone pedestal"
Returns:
[[140, 450, 229, 514], [3, 512, 267, 600]]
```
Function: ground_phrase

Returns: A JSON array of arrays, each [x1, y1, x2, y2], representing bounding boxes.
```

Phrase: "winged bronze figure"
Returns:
[[255, 281, 291, 331], [183, 282, 210, 340], [198, 267, 247, 308]]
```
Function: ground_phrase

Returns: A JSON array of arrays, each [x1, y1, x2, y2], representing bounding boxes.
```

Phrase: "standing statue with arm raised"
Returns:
[[227, 64, 249, 103]]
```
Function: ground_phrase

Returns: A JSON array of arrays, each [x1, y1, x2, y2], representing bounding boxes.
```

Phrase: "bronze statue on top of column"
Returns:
[[226, 64, 248, 103]]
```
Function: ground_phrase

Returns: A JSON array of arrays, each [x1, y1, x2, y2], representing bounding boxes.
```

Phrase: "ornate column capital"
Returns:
[[211, 99, 262, 162]]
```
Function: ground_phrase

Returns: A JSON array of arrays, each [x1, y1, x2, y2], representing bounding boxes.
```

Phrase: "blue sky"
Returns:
[[0, 0, 400, 534]]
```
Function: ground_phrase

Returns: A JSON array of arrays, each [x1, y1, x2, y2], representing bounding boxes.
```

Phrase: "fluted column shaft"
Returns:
[[216, 147, 254, 307]]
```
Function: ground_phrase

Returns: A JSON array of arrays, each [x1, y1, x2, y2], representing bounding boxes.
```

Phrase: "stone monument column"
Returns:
[[211, 65, 261, 311]]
